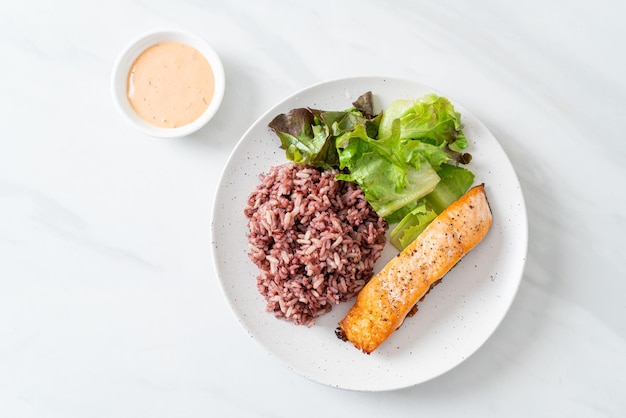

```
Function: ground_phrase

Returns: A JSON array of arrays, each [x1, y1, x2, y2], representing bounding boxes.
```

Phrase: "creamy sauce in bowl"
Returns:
[[127, 41, 215, 128]]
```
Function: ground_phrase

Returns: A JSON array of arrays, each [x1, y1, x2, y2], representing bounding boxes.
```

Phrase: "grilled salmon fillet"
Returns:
[[337, 184, 492, 354]]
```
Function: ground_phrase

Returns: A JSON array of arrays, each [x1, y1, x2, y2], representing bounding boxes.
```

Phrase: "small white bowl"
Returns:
[[111, 29, 225, 138]]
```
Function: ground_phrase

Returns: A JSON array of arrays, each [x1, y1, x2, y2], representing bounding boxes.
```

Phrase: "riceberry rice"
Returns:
[[244, 162, 387, 327]]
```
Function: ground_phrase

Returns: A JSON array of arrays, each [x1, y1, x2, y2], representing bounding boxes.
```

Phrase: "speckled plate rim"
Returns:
[[210, 76, 528, 391]]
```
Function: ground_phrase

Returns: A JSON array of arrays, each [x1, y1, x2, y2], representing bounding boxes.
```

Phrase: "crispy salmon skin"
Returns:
[[337, 184, 493, 354]]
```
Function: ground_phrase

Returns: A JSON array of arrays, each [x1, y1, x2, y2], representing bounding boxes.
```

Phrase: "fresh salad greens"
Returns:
[[268, 91, 475, 251], [268, 92, 377, 169]]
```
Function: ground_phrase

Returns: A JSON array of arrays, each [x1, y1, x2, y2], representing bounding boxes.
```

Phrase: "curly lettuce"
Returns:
[[268, 92, 377, 169], [379, 94, 471, 164], [268, 91, 475, 250], [335, 122, 441, 218]]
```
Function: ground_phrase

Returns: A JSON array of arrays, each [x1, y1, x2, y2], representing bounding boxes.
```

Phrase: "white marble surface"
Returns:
[[1, 0, 625, 416]]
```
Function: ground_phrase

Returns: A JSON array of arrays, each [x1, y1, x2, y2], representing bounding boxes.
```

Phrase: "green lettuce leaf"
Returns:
[[424, 163, 475, 213], [389, 204, 438, 251], [268, 108, 337, 168], [388, 163, 475, 251], [336, 122, 441, 218], [268, 92, 376, 169], [379, 94, 472, 165]]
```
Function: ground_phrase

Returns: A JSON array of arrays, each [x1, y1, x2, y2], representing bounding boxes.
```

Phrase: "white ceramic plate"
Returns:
[[210, 77, 527, 391]]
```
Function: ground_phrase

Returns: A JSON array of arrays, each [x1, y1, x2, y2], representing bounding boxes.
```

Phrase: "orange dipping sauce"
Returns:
[[127, 41, 215, 128]]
